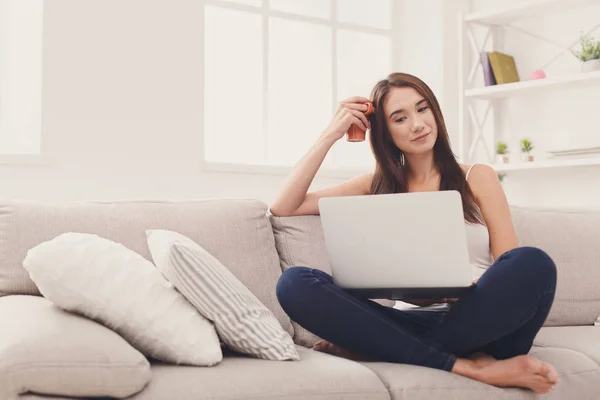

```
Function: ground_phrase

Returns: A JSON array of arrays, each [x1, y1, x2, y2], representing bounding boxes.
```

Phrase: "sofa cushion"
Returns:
[[23, 232, 222, 366], [270, 215, 395, 347], [0, 295, 151, 399], [146, 229, 299, 361], [0, 199, 292, 336], [535, 326, 600, 365], [361, 346, 600, 400], [123, 346, 388, 400], [510, 206, 600, 326]]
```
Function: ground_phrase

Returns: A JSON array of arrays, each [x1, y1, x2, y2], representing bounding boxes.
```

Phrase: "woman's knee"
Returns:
[[276, 266, 321, 314], [507, 246, 557, 287], [277, 266, 307, 300]]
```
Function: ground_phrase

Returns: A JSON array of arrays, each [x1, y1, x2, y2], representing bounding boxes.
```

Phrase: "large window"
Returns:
[[0, 0, 43, 156], [204, 0, 393, 173]]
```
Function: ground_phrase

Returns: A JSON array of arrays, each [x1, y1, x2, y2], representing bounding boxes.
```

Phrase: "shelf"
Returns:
[[459, 1, 600, 167], [464, 0, 600, 25], [493, 157, 600, 172], [465, 70, 600, 100]]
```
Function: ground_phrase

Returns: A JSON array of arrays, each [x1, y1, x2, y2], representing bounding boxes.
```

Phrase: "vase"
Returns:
[[521, 154, 534, 162], [582, 59, 600, 73], [496, 154, 510, 164]]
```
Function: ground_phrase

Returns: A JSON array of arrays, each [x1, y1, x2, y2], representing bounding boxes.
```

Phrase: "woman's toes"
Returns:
[[312, 340, 330, 352], [539, 361, 559, 384]]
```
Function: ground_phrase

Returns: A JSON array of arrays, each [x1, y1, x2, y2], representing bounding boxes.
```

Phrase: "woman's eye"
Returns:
[[395, 117, 406, 123], [418, 106, 429, 113]]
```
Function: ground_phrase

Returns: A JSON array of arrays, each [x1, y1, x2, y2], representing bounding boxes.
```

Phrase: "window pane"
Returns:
[[330, 30, 392, 168], [336, 31, 392, 103], [270, 0, 331, 19], [219, 0, 262, 7], [267, 18, 332, 167], [204, 7, 264, 165], [336, 0, 392, 30], [0, 0, 43, 154]]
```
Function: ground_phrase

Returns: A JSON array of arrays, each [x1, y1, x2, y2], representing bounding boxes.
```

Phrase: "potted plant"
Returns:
[[572, 33, 600, 72], [495, 141, 510, 164], [520, 138, 534, 162]]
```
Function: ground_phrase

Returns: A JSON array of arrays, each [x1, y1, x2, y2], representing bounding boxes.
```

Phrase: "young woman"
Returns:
[[271, 73, 558, 394]]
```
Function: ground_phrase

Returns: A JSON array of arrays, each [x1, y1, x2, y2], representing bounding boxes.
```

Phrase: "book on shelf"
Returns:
[[480, 51, 520, 85], [480, 52, 497, 86]]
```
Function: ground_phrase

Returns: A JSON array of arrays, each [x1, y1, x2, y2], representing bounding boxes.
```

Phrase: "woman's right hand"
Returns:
[[321, 96, 372, 143]]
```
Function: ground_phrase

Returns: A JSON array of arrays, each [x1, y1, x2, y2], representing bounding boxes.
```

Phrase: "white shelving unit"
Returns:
[[494, 157, 600, 172], [464, 0, 600, 25], [458, 0, 600, 174], [465, 70, 600, 100]]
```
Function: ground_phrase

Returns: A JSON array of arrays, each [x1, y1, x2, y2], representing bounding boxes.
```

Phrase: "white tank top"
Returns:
[[464, 164, 494, 280], [398, 166, 493, 311]]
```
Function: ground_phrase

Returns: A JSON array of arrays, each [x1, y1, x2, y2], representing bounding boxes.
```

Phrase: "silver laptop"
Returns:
[[318, 190, 474, 300]]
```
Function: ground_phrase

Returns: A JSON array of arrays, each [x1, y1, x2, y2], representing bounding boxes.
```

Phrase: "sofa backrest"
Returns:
[[0, 199, 293, 336], [3, 199, 598, 346], [511, 206, 600, 326]]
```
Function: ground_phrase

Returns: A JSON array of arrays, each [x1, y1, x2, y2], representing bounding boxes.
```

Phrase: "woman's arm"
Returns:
[[270, 135, 339, 216], [467, 164, 519, 260], [270, 96, 372, 217]]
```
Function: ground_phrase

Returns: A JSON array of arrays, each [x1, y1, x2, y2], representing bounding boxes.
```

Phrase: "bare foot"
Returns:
[[453, 355, 559, 394], [312, 340, 374, 362], [469, 352, 496, 368]]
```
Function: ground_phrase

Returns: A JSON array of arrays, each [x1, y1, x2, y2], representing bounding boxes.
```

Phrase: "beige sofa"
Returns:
[[1, 199, 599, 400]]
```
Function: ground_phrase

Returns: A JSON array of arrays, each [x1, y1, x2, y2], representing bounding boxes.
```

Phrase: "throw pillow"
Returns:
[[23, 232, 222, 366], [146, 229, 300, 361], [0, 295, 150, 399]]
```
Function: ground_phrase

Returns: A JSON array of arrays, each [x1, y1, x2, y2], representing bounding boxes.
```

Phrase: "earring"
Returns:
[[399, 152, 405, 167]]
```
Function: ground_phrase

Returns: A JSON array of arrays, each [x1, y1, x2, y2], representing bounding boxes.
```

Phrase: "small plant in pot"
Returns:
[[495, 141, 510, 164], [572, 33, 600, 72], [520, 138, 535, 162]]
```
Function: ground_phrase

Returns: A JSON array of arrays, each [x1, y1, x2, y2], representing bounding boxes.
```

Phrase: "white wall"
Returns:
[[4, 0, 594, 209], [0, 0, 337, 203], [0, 0, 453, 205]]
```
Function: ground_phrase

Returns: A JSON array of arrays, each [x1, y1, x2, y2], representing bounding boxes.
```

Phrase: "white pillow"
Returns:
[[146, 229, 300, 361], [0, 295, 151, 400], [23, 232, 222, 366]]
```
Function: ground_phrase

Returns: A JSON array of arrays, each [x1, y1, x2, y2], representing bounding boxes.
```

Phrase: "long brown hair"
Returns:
[[368, 72, 483, 224]]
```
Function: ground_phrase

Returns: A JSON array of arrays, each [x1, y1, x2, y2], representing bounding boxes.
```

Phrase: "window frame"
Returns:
[[201, 0, 394, 178], [0, 0, 45, 163]]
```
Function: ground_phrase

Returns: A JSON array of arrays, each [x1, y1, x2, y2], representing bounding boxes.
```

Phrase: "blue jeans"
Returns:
[[276, 246, 556, 372]]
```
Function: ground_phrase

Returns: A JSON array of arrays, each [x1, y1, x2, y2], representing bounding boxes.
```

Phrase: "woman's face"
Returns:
[[382, 87, 438, 155]]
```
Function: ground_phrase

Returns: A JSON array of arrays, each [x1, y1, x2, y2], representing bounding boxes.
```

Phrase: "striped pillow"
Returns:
[[146, 230, 300, 361]]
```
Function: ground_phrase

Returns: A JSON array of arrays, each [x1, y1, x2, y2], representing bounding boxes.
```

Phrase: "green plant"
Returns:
[[496, 141, 509, 155], [572, 33, 600, 62], [520, 138, 534, 153]]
